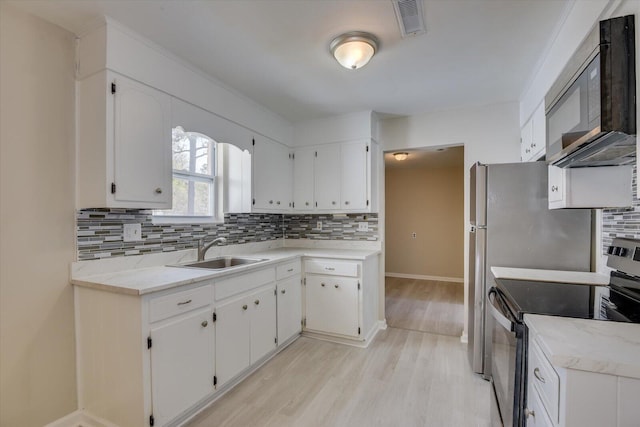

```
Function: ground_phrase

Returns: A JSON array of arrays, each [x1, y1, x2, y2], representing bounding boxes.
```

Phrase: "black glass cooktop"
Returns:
[[494, 278, 595, 321]]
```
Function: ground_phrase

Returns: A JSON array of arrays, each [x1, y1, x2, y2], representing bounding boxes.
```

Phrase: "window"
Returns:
[[154, 126, 220, 222]]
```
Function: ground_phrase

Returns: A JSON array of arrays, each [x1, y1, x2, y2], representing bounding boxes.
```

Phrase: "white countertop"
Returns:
[[491, 266, 609, 286], [525, 314, 640, 379], [71, 247, 380, 296]]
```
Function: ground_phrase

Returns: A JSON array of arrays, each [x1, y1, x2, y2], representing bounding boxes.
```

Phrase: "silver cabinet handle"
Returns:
[[334, 284, 339, 289], [281, 289, 286, 294], [533, 368, 545, 383], [201, 320, 208, 327], [254, 299, 260, 305], [177, 299, 192, 306], [551, 186, 558, 192], [287, 268, 294, 272], [155, 188, 162, 194], [242, 304, 248, 310]]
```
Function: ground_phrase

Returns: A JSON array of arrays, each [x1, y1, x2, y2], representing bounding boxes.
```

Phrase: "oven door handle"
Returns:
[[488, 288, 515, 332]]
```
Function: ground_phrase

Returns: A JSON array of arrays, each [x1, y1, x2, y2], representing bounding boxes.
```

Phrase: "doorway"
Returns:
[[384, 146, 465, 337]]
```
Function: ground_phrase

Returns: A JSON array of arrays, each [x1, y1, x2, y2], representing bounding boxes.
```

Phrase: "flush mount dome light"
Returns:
[[330, 31, 379, 70], [393, 152, 409, 161]]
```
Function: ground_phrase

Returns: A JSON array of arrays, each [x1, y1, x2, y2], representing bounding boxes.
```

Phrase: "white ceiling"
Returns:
[[9, 0, 571, 123]]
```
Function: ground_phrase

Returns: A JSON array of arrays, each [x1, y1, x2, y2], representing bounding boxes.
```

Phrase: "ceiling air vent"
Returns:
[[392, 0, 426, 38]]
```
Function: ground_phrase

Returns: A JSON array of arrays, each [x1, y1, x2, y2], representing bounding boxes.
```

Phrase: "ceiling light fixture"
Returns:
[[330, 31, 379, 70], [393, 152, 409, 161]]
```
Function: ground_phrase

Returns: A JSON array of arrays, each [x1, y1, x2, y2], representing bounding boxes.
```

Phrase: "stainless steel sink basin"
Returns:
[[172, 256, 267, 270]]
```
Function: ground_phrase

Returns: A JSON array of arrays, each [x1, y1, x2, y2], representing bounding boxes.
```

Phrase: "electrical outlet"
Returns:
[[123, 223, 142, 242], [317, 221, 322, 230], [358, 222, 369, 232], [411, 232, 417, 239]]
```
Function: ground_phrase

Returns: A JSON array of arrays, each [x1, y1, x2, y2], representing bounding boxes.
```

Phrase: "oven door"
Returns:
[[489, 288, 525, 427]]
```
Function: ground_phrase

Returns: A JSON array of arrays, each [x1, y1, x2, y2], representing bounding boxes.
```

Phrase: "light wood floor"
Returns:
[[188, 277, 486, 427], [385, 277, 464, 337]]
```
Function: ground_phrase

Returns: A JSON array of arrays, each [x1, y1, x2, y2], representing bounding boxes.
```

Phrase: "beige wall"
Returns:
[[0, 4, 77, 426], [385, 165, 464, 279]]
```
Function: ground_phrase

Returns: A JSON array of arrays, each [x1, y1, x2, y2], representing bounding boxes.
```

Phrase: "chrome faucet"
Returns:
[[197, 237, 227, 261]]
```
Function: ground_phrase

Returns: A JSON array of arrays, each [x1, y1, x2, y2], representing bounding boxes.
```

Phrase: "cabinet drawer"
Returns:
[[215, 268, 276, 301], [528, 338, 560, 423], [276, 260, 300, 280], [304, 259, 359, 277], [149, 285, 213, 323]]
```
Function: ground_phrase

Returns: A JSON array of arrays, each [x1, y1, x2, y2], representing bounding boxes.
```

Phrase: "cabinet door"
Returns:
[[150, 308, 214, 426], [293, 148, 315, 210], [215, 296, 251, 387], [341, 142, 368, 210], [253, 137, 291, 210], [250, 286, 277, 364], [113, 74, 172, 207], [277, 276, 302, 344], [531, 102, 546, 159], [548, 165, 564, 204], [520, 117, 534, 162], [315, 145, 341, 209], [305, 275, 360, 337]]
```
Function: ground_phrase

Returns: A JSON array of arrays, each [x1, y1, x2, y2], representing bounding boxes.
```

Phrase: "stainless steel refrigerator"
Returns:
[[468, 162, 591, 379]]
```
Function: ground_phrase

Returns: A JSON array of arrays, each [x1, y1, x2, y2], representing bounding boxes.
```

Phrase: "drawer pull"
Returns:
[[177, 299, 192, 306], [321, 283, 326, 287], [155, 187, 163, 194], [201, 320, 208, 328], [334, 284, 339, 289], [254, 299, 260, 305], [281, 289, 286, 294], [525, 408, 535, 419], [533, 367, 545, 383], [242, 304, 248, 310], [287, 268, 294, 272], [324, 267, 335, 271]]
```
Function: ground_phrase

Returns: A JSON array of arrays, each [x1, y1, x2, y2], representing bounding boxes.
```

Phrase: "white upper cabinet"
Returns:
[[77, 70, 172, 209], [315, 144, 342, 210], [548, 165, 633, 209], [295, 140, 374, 213], [520, 101, 546, 162], [252, 136, 292, 211], [292, 147, 316, 210]]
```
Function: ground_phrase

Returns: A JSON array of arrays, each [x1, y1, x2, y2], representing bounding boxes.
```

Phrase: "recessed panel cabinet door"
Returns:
[[277, 276, 302, 344], [305, 276, 359, 337], [215, 297, 251, 387], [315, 145, 341, 209], [113, 75, 172, 207], [150, 308, 214, 427], [293, 148, 315, 210], [341, 142, 368, 210], [250, 287, 277, 363]]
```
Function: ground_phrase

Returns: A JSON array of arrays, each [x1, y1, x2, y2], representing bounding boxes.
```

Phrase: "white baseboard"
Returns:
[[45, 410, 120, 427], [385, 272, 463, 283]]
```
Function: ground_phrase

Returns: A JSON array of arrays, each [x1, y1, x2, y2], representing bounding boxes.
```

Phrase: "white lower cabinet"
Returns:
[[302, 255, 379, 345], [150, 307, 214, 427], [276, 260, 302, 345], [214, 269, 277, 388], [305, 275, 359, 337], [526, 333, 640, 427]]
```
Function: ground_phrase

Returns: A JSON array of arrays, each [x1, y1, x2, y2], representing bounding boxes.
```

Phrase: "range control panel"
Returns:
[[607, 238, 640, 276]]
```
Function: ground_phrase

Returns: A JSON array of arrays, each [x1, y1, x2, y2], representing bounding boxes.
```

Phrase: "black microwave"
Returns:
[[545, 15, 636, 168]]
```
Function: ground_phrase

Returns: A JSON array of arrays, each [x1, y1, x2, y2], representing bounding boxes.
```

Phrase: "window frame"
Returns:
[[153, 128, 223, 224]]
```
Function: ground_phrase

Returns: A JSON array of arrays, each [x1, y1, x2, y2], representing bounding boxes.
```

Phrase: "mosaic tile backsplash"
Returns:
[[77, 210, 379, 260], [602, 163, 639, 252]]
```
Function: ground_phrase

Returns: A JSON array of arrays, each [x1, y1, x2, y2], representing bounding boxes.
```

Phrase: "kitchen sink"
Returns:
[[171, 256, 267, 270]]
